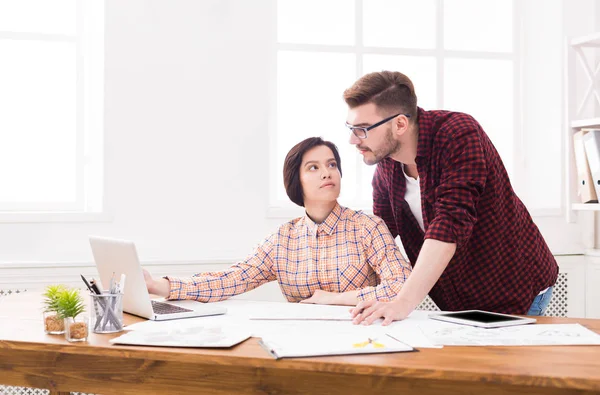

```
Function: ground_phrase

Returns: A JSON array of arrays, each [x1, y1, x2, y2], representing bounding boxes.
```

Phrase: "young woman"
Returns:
[[143, 137, 412, 306]]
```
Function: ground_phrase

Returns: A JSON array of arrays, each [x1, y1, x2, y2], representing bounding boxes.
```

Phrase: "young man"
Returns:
[[343, 71, 558, 325]]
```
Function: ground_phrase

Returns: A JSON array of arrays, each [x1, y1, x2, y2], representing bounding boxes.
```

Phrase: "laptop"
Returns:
[[89, 236, 226, 321]]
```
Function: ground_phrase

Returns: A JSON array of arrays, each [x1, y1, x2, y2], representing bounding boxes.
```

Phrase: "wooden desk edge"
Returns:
[[1, 337, 600, 392]]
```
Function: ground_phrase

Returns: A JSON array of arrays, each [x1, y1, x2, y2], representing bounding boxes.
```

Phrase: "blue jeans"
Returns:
[[527, 286, 553, 316]]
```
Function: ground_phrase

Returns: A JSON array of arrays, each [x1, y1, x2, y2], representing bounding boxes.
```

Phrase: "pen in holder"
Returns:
[[90, 292, 124, 333]]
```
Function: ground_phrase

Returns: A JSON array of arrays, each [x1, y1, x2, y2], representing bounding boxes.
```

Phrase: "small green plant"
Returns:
[[42, 284, 67, 313], [42, 284, 68, 333], [55, 288, 86, 319]]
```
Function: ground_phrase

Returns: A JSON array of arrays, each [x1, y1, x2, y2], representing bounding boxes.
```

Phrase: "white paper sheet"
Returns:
[[420, 323, 600, 346], [123, 301, 443, 349], [249, 302, 353, 321], [110, 324, 251, 348], [385, 321, 443, 349], [120, 301, 600, 350]]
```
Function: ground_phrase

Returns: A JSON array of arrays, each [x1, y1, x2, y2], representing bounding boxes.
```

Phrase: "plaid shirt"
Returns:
[[373, 108, 558, 314], [167, 203, 411, 303]]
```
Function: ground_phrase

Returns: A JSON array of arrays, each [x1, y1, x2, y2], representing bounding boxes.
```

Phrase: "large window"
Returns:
[[272, 0, 517, 214], [0, 0, 104, 220]]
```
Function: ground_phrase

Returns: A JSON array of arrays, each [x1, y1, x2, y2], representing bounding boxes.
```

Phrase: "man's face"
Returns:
[[346, 103, 401, 166]]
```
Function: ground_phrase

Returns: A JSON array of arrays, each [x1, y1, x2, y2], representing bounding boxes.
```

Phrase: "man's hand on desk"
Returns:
[[142, 268, 170, 298]]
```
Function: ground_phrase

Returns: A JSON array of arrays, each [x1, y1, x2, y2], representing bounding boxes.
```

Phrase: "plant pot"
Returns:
[[64, 315, 89, 342], [43, 311, 65, 334]]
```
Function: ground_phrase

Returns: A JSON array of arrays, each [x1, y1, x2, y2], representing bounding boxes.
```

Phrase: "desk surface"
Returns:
[[1, 292, 600, 395]]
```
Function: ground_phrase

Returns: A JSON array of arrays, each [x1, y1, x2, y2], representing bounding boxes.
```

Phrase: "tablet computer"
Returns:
[[428, 310, 536, 328]]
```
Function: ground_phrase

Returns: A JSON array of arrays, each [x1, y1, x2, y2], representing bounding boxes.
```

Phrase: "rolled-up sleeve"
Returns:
[[357, 216, 412, 301], [166, 234, 277, 302]]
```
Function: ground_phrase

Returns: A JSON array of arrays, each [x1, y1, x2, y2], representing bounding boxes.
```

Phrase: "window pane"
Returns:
[[277, 0, 355, 45], [0, 0, 76, 35], [444, 0, 512, 52], [358, 164, 376, 202], [363, 0, 436, 49], [277, 51, 356, 202], [444, 59, 513, 176], [0, 40, 77, 203]]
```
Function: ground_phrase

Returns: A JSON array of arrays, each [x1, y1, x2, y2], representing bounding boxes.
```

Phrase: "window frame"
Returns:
[[0, 0, 107, 223], [269, 0, 521, 218]]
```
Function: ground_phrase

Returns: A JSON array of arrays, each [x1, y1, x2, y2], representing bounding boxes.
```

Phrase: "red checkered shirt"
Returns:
[[167, 203, 411, 303], [373, 108, 558, 314]]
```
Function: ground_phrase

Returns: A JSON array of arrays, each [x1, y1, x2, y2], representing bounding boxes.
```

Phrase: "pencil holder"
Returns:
[[90, 293, 124, 333]]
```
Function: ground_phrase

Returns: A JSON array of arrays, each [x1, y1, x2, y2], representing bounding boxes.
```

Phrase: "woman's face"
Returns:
[[299, 145, 341, 205]]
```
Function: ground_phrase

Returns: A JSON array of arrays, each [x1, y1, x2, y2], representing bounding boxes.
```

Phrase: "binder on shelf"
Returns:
[[574, 130, 598, 203], [582, 129, 600, 201]]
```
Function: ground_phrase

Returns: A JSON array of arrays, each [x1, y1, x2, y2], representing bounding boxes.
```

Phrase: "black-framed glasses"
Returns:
[[345, 113, 410, 139]]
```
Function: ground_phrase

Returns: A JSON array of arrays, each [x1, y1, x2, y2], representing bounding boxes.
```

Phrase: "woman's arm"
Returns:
[[143, 234, 278, 302], [143, 269, 170, 297], [357, 217, 412, 301], [300, 289, 360, 306]]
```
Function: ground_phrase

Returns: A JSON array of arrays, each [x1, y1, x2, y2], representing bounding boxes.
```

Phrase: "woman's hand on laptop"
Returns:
[[142, 268, 170, 297]]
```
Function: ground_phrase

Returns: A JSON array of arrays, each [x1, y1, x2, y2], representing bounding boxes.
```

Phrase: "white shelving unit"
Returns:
[[565, 32, 600, 318], [565, 33, 600, 220]]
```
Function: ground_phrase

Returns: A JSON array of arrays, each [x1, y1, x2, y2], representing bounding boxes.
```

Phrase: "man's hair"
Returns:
[[283, 137, 342, 207], [343, 71, 418, 118]]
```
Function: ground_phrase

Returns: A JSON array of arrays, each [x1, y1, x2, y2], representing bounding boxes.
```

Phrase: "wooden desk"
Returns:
[[1, 292, 599, 395]]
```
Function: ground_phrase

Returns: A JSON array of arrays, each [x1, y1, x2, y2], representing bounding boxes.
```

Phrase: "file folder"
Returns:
[[583, 129, 600, 201], [574, 130, 598, 203]]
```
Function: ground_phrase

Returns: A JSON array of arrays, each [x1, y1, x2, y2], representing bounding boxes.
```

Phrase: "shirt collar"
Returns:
[[415, 107, 434, 166], [304, 202, 343, 236]]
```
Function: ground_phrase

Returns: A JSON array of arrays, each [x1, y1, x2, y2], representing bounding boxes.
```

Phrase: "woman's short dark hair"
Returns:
[[283, 137, 342, 207]]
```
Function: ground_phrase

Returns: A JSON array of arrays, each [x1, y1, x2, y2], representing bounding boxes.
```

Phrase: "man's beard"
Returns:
[[361, 128, 401, 165]]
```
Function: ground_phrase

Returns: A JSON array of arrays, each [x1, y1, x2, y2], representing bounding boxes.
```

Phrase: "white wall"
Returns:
[[0, 0, 599, 266], [519, 0, 598, 254], [0, 0, 281, 264]]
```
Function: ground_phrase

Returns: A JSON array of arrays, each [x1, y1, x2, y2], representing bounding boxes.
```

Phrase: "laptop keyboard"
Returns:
[[151, 300, 193, 315]]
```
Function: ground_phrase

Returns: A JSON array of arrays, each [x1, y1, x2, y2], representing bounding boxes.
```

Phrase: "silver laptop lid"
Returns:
[[89, 236, 154, 319]]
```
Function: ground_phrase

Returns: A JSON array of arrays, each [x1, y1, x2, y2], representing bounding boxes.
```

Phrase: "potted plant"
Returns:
[[55, 288, 89, 342], [42, 284, 67, 334]]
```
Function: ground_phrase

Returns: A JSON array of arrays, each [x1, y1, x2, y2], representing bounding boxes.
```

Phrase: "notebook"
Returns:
[[259, 332, 415, 359], [89, 236, 226, 321]]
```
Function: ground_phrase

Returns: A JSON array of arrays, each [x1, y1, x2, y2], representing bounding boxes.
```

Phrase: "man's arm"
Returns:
[[351, 238, 456, 325]]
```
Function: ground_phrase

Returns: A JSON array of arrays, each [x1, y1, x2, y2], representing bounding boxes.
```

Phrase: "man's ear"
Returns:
[[394, 115, 410, 136]]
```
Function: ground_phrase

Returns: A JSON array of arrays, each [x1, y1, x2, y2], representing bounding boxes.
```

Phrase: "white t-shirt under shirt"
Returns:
[[402, 164, 425, 232]]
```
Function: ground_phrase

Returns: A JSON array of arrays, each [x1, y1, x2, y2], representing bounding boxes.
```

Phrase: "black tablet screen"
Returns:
[[443, 311, 522, 323]]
